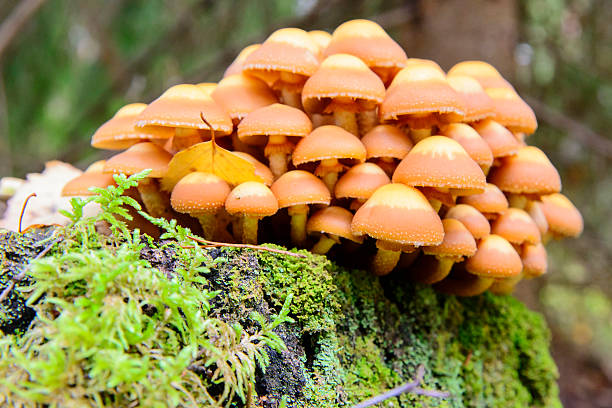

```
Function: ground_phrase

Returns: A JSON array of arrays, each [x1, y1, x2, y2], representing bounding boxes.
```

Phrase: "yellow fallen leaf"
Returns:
[[161, 140, 263, 191]]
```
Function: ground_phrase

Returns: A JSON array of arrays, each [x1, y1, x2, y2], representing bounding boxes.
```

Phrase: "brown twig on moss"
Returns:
[[18, 192, 37, 233], [351, 365, 451, 408], [184, 235, 307, 258]]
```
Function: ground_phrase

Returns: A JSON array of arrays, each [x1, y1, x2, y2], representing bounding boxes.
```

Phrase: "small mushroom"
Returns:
[[521, 243, 548, 278], [335, 163, 390, 211], [224, 44, 261, 78], [447, 61, 515, 90], [445, 204, 491, 241], [270, 170, 331, 246], [306, 206, 363, 254], [361, 125, 413, 176], [458, 183, 509, 220], [538, 193, 583, 241], [439, 123, 493, 174], [472, 119, 521, 164], [446, 74, 494, 123], [491, 208, 541, 252], [225, 181, 278, 244], [433, 264, 494, 297], [485, 87, 537, 135], [170, 172, 231, 240], [351, 183, 444, 276], [465, 234, 523, 279], [62, 160, 116, 196]]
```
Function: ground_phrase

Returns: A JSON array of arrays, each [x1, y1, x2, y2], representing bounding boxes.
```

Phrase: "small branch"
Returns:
[[351, 365, 450, 408], [0, 236, 58, 303], [185, 235, 307, 258], [18, 192, 37, 233], [0, 0, 47, 59]]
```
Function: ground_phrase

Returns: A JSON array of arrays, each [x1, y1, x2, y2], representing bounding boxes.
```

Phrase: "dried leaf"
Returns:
[[161, 140, 263, 191]]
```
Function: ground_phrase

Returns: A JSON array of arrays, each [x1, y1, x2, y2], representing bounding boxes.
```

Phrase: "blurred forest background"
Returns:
[[0, 0, 610, 406]]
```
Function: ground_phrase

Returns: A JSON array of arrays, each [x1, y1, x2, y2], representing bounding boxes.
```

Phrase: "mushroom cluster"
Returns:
[[63, 19, 583, 296]]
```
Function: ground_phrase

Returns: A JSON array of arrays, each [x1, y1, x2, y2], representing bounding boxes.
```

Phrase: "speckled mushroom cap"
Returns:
[[231, 152, 274, 186], [103, 142, 172, 178], [447, 61, 515, 90], [242, 28, 320, 90], [422, 218, 477, 260], [323, 19, 406, 84], [301, 54, 386, 114], [308, 30, 332, 52], [224, 44, 261, 78], [211, 74, 277, 124], [392, 136, 486, 194], [488, 146, 561, 195], [196, 83, 217, 96], [335, 163, 390, 200], [522, 243, 548, 278], [404, 58, 445, 73], [445, 204, 491, 240], [238, 103, 312, 146], [292, 125, 366, 166], [91, 103, 173, 150], [446, 74, 494, 122], [439, 123, 493, 171], [136, 84, 233, 136], [465, 234, 522, 278], [225, 181, 278, 217], [361, 125, 413, 161], [170, 172, 231, 215], [539, 193, 584, 238], [472, 119, 520, 158], [381, 63, 465, 128], [486, 87, 537, 134], [270, 170, 331, 208], [458, 183, 508, 216], [491, 208, 541, 245], [62, 160, 117, 196], [306, 206, 363, 243], [351, 183, 444, 247]]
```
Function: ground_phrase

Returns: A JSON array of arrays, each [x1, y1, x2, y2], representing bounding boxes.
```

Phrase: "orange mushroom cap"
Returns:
[[447, 61, 515, 90], [539, 193, 583, 238], [196, 82, 217, 96], [224, 44, 261, 78], [301, 54, 385, 114], [488, 146, 561, 195], [472, 119, 520, 158], [270, 170, 331, 208], [324, 19, 407, 85], [446, 74, 494, 122], [491, 208, 541, 245], [351, 183, 444, 247], [211, 74, 277, 124], [91, 103, 173, 150], [361, 125, 413, 161], [292, 125, 366, 166], [103, 142, 172, 178], [458, 183, 508, 217], [170, 172, 231, 215], [486, 87, 537, 134], [62, 160, 117, 196], [238, 103, 312, 146], [522, 243, 548, 278], [225, 181, 278, 217], [231, 152, 274, 187], [308, 30, 332, 52], [422, 218, 477, 260], [381, 63, 465, 128], [136, 84, 233, 136], [392, 136, 486, 194], [439, 123, 493, 171], [445, 204, 491, 240], [242, 28, 320, 90], [335, 163, 390, 200], [465, 234, 522, 278], [307, 206, 363, 243]]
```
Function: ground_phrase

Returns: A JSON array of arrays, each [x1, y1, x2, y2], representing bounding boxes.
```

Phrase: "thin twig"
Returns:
[[351, 365, 450, 408], [0, 0, 47, 59], [18, 192, 37, 233], [185, 235, 307, 258], [0, 235, 59, 303]]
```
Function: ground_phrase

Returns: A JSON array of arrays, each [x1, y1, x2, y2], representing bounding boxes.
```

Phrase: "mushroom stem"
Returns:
[[375, 158, 397, 177], [241, 216, 259, 245], [288, 204, 309, 246], [268, 153, 288, 179], [333, 110, 359, 136], [322, 172, 339, 193], [410, 256, 455, 284], [372, 247, 401, 276], [434, 275, 494, 297], [489, 274, 523, 295], [428, 199, 442, 212], [281, 87, 302, 109], [410, 128, 432, 143], [349, 198, 366, 211], [508, 194, 528, 209], [232, 217, 243, 242], [173, 128, 202, 151], [137, 178, 172, 219], [196, 213, 217, 240], [357, 109, 378, 136], [311, 235, 338, 254]]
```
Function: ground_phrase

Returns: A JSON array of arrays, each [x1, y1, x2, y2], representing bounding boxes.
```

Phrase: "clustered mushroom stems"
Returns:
[[136, 178, 173, 219], [196, 212, 217, 240], [288, 204, 310, 246], [311, 233, 340, 254], [372, 247, 402, 276], [357, 109, 378, 136], [410, 128, 433, 143], [279, 72, 304, 109], [315, 158, 345, 191], [239, 215, 260, 245], [412, 256, 460, 284], [265, 135, 294, 179]]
